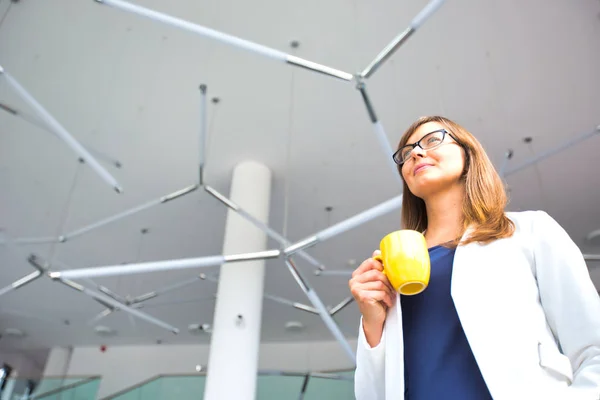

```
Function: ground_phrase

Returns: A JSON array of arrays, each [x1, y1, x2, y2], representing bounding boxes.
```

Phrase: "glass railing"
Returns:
[[104, 370, 354, 400], [32, 378, 87, 396], [4, 376, 101, 400], [4, 377, 81, 400], [32, 376, 101, 400], [257, 371, 354, 399]]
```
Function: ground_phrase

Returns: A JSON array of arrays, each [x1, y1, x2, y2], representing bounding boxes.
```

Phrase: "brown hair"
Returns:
[[397, 116, 514, 246]]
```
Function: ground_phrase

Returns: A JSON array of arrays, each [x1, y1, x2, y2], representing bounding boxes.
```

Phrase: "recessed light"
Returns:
[[586, 229, 600, 246], [3, 328, 26, 338], [284, 321, 304, 332], [94, 325, 117, 337]]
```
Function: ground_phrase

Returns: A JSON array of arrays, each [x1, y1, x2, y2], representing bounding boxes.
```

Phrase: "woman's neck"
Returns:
[[423, 185, 465, 247]]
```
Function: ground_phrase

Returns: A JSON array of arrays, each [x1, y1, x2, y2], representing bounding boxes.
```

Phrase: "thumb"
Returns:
[[372, 249, 381, 258]]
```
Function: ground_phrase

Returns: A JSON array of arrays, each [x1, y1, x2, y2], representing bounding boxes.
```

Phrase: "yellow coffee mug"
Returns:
[[374, 230, 430, 295]]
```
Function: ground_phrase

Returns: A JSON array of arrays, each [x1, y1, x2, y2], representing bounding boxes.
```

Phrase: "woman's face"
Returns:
[[400, 122, 466, 199]]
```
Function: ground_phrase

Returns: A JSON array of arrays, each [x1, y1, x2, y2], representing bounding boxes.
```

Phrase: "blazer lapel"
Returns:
[[385, 293, 403, 399]]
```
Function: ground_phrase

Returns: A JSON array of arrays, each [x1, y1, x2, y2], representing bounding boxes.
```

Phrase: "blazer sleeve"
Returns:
[[533, 211, 600, 392], [354, 317, 386, 400]]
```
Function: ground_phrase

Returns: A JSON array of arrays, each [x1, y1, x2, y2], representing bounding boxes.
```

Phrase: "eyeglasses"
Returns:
[[393, 129, 459, 165]]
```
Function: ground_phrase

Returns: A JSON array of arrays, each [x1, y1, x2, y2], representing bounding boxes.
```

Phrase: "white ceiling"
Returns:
[[0, 0, 599, 352]]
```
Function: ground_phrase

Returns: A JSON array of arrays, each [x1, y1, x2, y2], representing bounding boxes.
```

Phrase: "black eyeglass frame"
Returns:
[[393, 128, 461, 166]]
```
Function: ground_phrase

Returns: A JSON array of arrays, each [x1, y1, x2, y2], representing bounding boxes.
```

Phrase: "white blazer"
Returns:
[[354, 211, 600, 400]]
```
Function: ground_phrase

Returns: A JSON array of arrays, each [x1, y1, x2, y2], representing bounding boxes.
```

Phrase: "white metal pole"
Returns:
[[0, 66, 123, 193], [284, 258, 356, 364], [0, 101, 123, 169], [0, 271, 42, 297], [263, 293, 319, 315], [199, 85, 207, 185], [64, 184, 199, 241], [284, 195, 402, 255], [95, 0, 352, 81], [204, 185, 326, 269], [57, 279, 179, 333], [318, 195, 402, 241], [356, 83, 403, 184], [360, 0, 446, 78], [51, 255, 226, 280]]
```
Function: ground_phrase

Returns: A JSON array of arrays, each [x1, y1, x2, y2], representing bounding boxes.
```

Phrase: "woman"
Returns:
[[349, 116, 600, 400]]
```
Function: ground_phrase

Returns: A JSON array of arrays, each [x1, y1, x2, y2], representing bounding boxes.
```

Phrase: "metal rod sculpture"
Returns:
[[57, 278, 180, 333], [85, 274, 210, 325], [284, 257, 356, 363], [6, 0, 598, 364], [0, 233, 180, 333]]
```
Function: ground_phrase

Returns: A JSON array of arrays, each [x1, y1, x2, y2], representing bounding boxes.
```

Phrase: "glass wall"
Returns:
[[106, 370, 354, 400]]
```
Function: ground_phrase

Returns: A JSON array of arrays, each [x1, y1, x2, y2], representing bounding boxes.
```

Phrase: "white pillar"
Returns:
[[204, 161, 272, 400], [42, 347, 72, 378]]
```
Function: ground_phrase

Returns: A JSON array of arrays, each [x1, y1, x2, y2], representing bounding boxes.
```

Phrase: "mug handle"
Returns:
[[373, 254, 387, 277]]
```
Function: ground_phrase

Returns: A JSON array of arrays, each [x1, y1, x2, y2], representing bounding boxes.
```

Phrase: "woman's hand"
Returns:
[[349, 250, 396, 347]]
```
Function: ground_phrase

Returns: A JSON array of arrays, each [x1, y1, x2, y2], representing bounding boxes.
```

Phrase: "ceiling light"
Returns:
[[3, 328, 26, 338], [586, 229, 600, 247], [284, 321, 304, 332], [94, 325, 117, 337]]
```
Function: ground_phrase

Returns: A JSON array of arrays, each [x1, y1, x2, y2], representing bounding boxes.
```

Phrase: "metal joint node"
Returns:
[[283, 236, 318, 256], [49, 272, 61, 280], [28, 254, 48, 272], [353, 75, 366, 90]]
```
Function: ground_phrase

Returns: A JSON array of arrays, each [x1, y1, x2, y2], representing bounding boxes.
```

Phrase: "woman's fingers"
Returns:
[[359, 280, 394, 294], [348, 252, 396, 323], [350, 269, 394, 292], [351, 253, 383, 278], [357, 289, 394, 309]]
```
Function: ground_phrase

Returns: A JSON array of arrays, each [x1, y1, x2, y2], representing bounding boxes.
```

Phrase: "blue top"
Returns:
[[401, 245, 492, 400]]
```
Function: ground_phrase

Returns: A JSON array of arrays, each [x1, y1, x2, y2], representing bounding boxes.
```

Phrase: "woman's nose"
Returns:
[[410, 146, 426, 159]]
